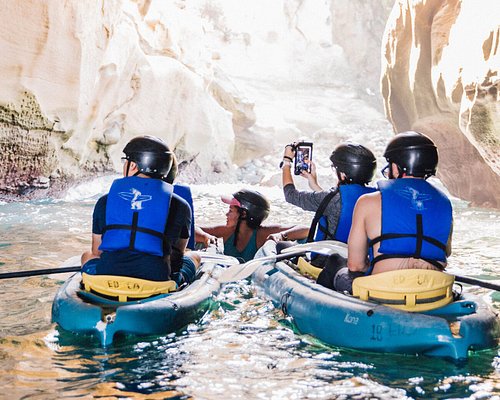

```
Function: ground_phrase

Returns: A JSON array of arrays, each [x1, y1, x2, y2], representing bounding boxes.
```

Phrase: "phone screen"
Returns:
[[294, 142, 313, 175]]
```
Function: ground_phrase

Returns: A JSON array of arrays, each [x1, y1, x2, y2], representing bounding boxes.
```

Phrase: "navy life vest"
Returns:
[[369, 178, 452, 270], [173, 183, 195, 250], [311, 184, 376, 243], [99, 176, 173, 257]]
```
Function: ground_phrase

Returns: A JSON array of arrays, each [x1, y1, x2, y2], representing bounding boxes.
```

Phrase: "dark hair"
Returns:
[[383, 131, 438, 178], [330, 143, 376, 184], [123, 135, 173, 180]]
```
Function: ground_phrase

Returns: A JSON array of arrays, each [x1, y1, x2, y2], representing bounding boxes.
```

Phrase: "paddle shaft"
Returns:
[[454, 275, 500, 292], [0, 252, 238, 280], [0, 266, 82, 280]]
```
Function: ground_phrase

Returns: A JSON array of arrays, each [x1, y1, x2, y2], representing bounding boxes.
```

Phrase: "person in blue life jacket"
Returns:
[[162, 150, 204, 281], [195, 189, 307, 263], [80, 135, 200, 286], [274, 141, 377, 289], [164, 152, 196, 250], [337, 131, 453, 293]]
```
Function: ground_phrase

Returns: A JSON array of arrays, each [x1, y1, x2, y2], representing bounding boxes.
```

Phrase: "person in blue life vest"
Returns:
[[274, 142, 377, 289], [337, 131, 453, 293], [80, 135, 200, 285], [162, 150, 204, 281], [195, 189, 307, 263], [164, 152, 196, 250]]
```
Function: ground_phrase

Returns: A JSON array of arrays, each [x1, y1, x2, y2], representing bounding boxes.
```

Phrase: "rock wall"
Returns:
[[5, 0, 496, 207], [330, 0, 394, 99], [381, 0, 500, 207], [0, 0, 238, 199], [1, 0, 373, 199]]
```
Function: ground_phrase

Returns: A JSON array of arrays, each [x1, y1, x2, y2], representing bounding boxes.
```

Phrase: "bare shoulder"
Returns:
[[355, 191, 381, 212]]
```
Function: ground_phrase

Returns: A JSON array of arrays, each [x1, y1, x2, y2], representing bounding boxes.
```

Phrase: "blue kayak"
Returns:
[[51, 255, 237, 346], [252, 246, 500, 360]]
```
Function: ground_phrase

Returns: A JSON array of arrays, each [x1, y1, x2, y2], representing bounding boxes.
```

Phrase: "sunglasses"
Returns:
[[381, 164, 390, 179]]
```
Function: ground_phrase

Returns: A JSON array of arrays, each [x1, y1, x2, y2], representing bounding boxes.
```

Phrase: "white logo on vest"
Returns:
[[118, 188, 152, 210], [396, 187, 432, 211]]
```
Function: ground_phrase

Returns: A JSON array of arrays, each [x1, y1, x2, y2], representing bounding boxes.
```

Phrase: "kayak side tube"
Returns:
[[252, 261, 500, 360], [51, 265, 223, 346]]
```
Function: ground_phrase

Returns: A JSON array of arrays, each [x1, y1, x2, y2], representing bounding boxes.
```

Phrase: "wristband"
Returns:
[[279, 159, 291, 169], [283, 156, 293, 162]]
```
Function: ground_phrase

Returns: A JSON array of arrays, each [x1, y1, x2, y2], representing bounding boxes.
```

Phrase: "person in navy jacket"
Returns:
[[81, 135, 199, 284], [339, 131, 453, 293]]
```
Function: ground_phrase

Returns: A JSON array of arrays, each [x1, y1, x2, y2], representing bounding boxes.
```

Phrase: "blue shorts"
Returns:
[[81, 258, 99, 275], [172, 256, 197, 286]]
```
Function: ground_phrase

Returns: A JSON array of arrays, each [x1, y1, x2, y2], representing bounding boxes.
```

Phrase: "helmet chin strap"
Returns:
[[389, 163, 403, 179], [336, 170, 350, 185], [125, 160, 131, 177], [125, 160, 142, 177]]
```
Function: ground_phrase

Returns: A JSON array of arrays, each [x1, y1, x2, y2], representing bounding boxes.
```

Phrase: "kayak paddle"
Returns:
[[0, 266, 82, 279], [0, 253, 239, 280], [453, 275, 500, 292], [285, 241, 500, 292], [216, 241, 346, 283]]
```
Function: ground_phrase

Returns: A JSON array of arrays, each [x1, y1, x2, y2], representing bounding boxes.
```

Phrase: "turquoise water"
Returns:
[[0, 181, 499, 399]]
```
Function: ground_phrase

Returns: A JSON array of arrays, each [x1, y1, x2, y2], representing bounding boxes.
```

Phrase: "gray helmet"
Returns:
[[123, 135, 173, 180], [383, 131, 438, 178], [330, 143, 376, 184]]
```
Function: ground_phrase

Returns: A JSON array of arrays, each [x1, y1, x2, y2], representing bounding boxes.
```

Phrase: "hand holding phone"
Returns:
[[294, 142, 313, 175]]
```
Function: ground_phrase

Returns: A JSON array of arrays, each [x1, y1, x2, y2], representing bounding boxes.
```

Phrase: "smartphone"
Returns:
[[294, 142, 313, 175]]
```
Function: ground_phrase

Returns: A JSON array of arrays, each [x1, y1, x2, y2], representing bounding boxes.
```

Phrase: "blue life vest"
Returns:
[[369, 178, 452, 270], [173, 183, 195, 250], [313, 185, 376, 243], [99, 176, 173, 257]]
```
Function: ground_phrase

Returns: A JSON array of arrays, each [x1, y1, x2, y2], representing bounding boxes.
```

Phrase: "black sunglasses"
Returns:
[[381, 164, 390, 179]]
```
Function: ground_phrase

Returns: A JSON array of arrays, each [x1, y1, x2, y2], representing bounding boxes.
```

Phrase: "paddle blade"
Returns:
[[198, 252, 240, 266], [217, 241, 344, 283], [281, 240, 348, 258]]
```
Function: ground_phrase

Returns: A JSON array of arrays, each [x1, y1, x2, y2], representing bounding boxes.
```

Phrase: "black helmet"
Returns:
[[383, 131, 438, 178], [330, 143, 376, 184], [222, 189, 270, 228], [123, 135, 173, 180]]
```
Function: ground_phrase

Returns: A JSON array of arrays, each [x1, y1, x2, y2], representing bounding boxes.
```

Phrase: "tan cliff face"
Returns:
[[2, 0, 498, 208], [381, 0, 500, 207], [0, 0, 238, 199]]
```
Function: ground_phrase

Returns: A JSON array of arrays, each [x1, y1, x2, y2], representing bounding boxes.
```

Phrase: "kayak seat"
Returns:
[[297, 257, 322, 280], [81, 273, 177, 302], [352, 269, 454, 312]]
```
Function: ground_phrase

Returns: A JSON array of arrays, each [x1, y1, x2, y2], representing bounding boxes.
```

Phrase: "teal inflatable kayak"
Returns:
[[51, 254, 237, 346], [252, 244, 500, 360]]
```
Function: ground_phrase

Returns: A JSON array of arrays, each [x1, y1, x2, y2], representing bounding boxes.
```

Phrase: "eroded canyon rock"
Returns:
[[0, 0, 240, 199], [381, 0, 500, 207]]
